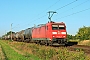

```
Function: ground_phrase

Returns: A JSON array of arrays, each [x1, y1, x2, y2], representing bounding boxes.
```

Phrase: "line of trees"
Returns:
[[67, 26, 90, 40]]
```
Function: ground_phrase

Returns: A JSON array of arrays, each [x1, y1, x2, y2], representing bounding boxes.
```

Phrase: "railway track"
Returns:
[[52, 43, 90, 54], [67, 45, 90, 54]]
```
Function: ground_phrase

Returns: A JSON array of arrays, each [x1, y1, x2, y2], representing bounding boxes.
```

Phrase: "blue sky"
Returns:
[[0, 0, 90, 37]]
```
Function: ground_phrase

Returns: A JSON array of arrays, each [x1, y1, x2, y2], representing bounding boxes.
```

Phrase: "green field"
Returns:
[[0, 40, 90, 60], [0, 40, 41, 60]]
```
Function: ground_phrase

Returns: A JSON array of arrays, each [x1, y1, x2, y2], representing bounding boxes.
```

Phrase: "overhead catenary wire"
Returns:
[[27, 0, 78, 25], [55, 0, 78, 11], [11, 0, 86, 30], [27, 0, 61, 23], [14, 0, 78, 29], [71, 0, 89, 9], [12, 0, 86, 31], [54, 0, 90, 18], [46, 0, 79, 22], [36, 0, 61, 17], [17, 0, 61, 29], [55, 8, 90, 20], [29, 0, 61, 23]]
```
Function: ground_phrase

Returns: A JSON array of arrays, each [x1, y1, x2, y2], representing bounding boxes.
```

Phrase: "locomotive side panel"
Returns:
[[32, 25, 46, 40], [46, 23, 52, 40], [39, 26, 46, 39]]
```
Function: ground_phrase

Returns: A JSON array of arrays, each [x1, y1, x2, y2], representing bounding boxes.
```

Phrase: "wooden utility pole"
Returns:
[[11, 23, 13, 41]]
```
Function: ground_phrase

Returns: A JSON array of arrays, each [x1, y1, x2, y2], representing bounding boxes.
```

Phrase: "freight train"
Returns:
[[3, 21, 67, 46]]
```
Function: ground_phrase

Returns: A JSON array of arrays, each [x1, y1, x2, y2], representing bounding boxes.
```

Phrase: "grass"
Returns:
[[0, 45, 5, 60], [78, 40, 90, 46], [0, 40, 41, 60], [68, 40, 80, 42], [3, 40, 90, 60]]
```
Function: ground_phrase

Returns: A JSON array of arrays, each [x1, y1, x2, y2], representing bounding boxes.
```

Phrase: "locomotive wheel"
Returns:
[[45, 41, 49, 46]]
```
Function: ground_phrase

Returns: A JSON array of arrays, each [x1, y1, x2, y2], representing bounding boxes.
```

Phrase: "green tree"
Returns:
[[67, 34, 76, 40], [76, 26, 90, 40], [6, 31, 15, 36], [67, 34, 72, 40]]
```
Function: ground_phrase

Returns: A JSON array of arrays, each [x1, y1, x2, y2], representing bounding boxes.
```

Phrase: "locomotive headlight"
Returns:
[[52, 32, 57, 34], [61, 32, 66, 34]]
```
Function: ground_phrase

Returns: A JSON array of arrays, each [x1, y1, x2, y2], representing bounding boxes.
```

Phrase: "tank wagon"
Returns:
[[23, 28, 33, 42], [14, 30, 25, 41], [2, 33, 16, 40], [31, 21, 67, 45]]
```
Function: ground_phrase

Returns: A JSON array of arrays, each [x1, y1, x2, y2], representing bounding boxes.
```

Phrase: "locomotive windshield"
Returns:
[[59, 25, 65, 30], [52, 25, 65, 30], [52, 25, 58, 30]]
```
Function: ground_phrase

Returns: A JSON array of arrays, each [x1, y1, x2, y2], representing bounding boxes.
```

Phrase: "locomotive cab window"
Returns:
[[52, 25, 65, 30], [59, 25, 65, 30], [52, 25, 58, 30]]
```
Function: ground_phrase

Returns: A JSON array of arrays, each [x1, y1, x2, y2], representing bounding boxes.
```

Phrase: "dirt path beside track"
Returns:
[[0, 45, 6, 60]]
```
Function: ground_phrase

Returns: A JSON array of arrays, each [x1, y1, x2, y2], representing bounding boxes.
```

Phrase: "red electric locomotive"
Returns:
[[32, 21, 67, 45]]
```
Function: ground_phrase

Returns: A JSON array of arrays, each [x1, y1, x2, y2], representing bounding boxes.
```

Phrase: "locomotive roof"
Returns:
[[52, 22, 65, 24], [34, 24, 46, 28], [47, 21, 65, 25], [33, 21, 65, 29]]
